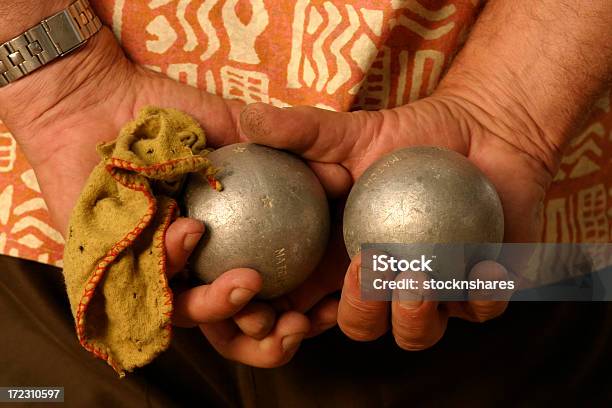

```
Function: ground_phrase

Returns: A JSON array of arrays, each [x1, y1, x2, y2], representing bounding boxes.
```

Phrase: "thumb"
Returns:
[[239, 103, 376, 164]]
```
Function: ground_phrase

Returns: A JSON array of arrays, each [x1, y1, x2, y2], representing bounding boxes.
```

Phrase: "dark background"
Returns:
[[1, 255, 611, 407]]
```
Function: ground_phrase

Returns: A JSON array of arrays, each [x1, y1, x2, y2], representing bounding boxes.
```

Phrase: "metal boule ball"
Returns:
[[343, 146, 504, 259], [183, 143, 330, 299]]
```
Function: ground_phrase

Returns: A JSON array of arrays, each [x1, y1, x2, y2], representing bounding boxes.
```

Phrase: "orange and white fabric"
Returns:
[[0, 0, 610, 266]]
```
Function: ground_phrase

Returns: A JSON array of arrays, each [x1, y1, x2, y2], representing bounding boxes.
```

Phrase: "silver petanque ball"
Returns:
[[343, 146, 504, 259], [183, 143, 330, 299]]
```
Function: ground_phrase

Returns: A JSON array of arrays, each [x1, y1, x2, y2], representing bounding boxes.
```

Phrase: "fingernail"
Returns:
[[281, 333, 304, 353], [183, 232, 203, 253], [229, 288, 255, 306], [399, 298, 423, 310]]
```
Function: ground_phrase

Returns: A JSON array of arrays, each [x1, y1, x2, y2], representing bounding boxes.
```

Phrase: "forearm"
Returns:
[[0, 1, 134, 167], [0, 1, 136, 236], [437, 0, 612, 174]]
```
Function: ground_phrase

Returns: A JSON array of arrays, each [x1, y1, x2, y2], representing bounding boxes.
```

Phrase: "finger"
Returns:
[[391, 271, 448, 350], [239, 103, 380, 164], [165, 217, 205, 279], [172, 268, 262, 327], [337, 254, 390, 341], [306, 296, 339, 338], [233, 302, 276, 340], [201, 311, 310, 368], [469, 260, 514, 301], [307, 161, 353, 198], [448, 260, 511, 322], [272, 216, 348, 314], [274, 242, 347, 314]]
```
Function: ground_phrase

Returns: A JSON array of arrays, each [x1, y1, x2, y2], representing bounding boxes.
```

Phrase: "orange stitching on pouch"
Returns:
[[108, 157, 222, 192], [106, 168, 149, 191], [109, 156, 207, 176], [156, 199, 177, 351], [75, 157, 201, 374], [74, 170, 157, 374]]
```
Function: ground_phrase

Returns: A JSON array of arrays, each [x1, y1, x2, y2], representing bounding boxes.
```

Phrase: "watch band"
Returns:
[[0, 0, 102, 88]]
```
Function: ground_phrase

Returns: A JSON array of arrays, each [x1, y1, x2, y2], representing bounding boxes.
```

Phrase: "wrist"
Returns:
[[0, 1, 72, 41], [0, 26, 136, 166], [433, 74, 563, 180], [432, 0, 612, 181]]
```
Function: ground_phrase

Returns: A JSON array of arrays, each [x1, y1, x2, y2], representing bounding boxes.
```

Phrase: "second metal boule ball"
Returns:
[[343, 146, 504, 258], [183, 143, 330, 299]]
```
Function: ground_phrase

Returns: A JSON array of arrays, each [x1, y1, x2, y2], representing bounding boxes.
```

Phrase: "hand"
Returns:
[[238, 90, 554, 349], [269, 200, 349, 338], [0, 26, 307, 367], [238, 0, 612, 350], [166, 219, 310, 367]]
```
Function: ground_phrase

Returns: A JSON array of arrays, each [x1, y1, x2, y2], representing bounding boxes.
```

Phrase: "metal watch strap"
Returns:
[[0, 0, 102, 88]]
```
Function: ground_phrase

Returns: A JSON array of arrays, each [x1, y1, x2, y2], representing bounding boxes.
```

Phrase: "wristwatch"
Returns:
[[0, 0, 102, 88]]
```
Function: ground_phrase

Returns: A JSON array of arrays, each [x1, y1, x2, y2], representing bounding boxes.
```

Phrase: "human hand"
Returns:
[[238, 89, 551, 348], [267, 201, 349, 338], [0, 22, 307, 367], [238, 0, 612, 350]]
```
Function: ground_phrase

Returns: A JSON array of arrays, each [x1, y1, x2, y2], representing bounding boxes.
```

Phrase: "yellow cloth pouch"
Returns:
[[63, 106, 220, 376]]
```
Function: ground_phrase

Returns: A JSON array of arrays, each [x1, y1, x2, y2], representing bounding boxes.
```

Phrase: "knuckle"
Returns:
[[237, 316, 272, 337], [391, 308, 445, 351], [240, 103, 270, 137], [182, 293, 207, 318], [393, 333, 437, 351], [195, 301, 232, 323], [391, 325, 442, 351], [344, 294, 382, 315], [338, 319, 386, 341], [338, 299, 387, 341]]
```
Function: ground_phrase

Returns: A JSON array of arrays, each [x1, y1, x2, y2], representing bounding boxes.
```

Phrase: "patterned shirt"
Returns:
[[0, 0, 609, 266]]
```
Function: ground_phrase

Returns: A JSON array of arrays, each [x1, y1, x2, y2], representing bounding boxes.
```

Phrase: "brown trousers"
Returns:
[[1, 254, 612, 407]]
